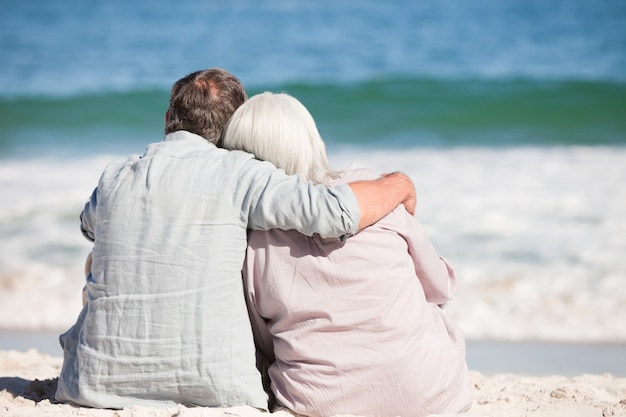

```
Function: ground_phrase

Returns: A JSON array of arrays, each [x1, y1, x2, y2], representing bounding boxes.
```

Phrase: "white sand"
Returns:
[[1, 350, 625, 417]]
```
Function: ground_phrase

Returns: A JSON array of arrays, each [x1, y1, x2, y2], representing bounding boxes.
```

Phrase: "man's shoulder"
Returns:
[[156, 131, 259, 162]]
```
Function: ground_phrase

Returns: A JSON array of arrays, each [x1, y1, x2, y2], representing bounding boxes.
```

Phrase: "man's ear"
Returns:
[[165, 109, 170, 124]]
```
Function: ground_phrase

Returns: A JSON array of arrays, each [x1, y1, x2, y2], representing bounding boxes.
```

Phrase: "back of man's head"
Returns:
[[165, 68, 247, 144]]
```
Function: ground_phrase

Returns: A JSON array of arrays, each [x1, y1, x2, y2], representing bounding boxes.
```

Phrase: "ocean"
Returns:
[[1, 0, 625, 357]]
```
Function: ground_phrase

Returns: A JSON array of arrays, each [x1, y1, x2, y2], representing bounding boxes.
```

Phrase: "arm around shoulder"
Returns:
[[238, 159, 360, 239], [348, 172, 416, 230]]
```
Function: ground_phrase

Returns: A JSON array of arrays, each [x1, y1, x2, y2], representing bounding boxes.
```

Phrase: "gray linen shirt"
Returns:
[[55, 131, 359, 409]]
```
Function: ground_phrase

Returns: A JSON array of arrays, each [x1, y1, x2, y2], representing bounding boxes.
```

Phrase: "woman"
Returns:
[[221, 92, 472, 417]]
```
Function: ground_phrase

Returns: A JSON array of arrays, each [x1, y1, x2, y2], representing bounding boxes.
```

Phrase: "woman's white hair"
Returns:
[[221, 92, 336, 185]]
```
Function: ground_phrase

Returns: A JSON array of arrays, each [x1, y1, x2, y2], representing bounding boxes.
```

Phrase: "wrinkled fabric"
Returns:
[[56, 131, 359, 410], [245, 169, 473, 417]]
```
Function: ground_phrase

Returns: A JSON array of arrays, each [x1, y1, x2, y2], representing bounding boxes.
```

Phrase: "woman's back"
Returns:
[[244, 169, 472, 417]]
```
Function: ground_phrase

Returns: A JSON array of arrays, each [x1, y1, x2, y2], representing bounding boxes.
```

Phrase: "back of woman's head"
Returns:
[[165, 68, 247, 144], [221, 92, 332, 184]]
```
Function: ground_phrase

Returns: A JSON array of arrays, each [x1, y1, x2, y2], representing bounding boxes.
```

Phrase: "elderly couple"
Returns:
[[56, 68, 472, 417]]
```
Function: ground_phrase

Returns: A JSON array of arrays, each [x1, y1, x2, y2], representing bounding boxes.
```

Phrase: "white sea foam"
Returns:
[[0, 156, 117, 330], [1, 146, 625, 342], [332, 146, 626, 342]]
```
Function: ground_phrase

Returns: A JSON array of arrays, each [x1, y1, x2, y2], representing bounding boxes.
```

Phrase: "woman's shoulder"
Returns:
[[329, 168, 379, 185]]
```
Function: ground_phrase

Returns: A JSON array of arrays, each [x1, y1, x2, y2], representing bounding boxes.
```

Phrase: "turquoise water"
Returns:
[[2, 78, 625, 158]]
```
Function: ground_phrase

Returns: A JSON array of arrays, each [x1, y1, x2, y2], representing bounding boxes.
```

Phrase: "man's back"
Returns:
[[56, 131, 268, 409]]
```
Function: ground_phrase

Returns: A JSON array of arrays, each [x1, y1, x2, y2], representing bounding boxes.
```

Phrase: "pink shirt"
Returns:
[[244, 169, 472, 417]]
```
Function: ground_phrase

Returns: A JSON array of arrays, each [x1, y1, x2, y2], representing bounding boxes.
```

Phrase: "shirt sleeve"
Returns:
[[79, 187, 98, 242], [389, 207, 458, 305], [234, 158, 360, 240]]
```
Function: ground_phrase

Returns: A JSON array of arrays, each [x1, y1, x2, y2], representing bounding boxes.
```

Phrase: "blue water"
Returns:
[[1, 0, 625, 155], [1, 0, 626, 344], [2, 0, 625, 94]]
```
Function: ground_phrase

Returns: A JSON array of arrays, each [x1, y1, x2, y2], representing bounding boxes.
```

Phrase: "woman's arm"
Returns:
[[393, 208, 457, 305]]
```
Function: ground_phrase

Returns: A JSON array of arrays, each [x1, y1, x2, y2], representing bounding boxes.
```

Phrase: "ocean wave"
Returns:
[[1, 146, 625, 342], [1, 77, 625, 156]]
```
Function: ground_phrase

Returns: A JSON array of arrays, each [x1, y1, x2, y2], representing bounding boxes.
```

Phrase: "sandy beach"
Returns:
[[1, 349, 624, 417]]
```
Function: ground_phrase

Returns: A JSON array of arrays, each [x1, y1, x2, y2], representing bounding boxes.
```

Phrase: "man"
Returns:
[[56, 68, 416, 410]]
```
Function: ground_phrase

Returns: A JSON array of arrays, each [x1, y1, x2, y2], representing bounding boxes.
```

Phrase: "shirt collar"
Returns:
[[164, 130, 216, 148]]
